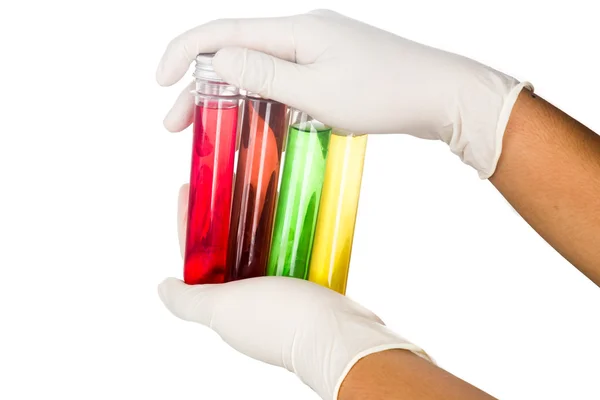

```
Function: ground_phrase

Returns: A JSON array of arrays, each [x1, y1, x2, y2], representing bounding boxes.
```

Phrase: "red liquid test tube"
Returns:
[[184, 53, 240, 284], [225, 94, 288, 281]]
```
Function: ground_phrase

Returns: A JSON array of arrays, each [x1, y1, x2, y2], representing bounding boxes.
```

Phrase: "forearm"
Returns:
[[338, 350, 496, 400], [490, 89, 600, 285]]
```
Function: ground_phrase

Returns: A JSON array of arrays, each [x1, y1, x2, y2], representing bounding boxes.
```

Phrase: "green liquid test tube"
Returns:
[[267, 111, 332, 279]]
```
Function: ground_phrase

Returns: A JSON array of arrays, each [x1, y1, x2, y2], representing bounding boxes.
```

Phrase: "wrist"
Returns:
[[295, 312, 433, 400], [330, 337, 434, 400], [453, 77, 533, 179], [337, 348, 497, 400], [486, 82, 535, 179], [438, 57, 533, 179], [337, 349, 419, 400]]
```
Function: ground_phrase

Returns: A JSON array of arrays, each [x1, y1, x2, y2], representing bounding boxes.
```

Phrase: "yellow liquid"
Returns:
[[308, 132, 367, 294]]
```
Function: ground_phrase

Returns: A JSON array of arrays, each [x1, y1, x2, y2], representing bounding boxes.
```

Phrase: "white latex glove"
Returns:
[[157, 9, 532, 179], [157, 185, 433, 399], [158, 277, 432, 399]]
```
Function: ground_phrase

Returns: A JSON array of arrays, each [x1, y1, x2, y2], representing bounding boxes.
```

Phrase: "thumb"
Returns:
[[157, 277, 218, 326], [213, 47, 313, 110]]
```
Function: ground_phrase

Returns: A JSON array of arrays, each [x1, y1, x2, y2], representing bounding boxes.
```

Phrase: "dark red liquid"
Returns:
[[225, 98, 287, 281], [184, 99, 238, 284]]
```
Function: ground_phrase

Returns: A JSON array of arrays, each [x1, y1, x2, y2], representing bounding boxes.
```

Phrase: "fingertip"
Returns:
[[155, 61, 168, 86], [160, 276, 183, 285], [213, 46, 240, 64], [156, 54, 180, 87], [162, 82, 195, 132], [157, 69, 188, 88], [156, 73, 174, 88], [157, 277, 219, 325], [155, 39, 188, 87], [163, 113, 187, 133], [158, 277, 183, 305], [212, 47, 246, 87], [158, 30, 207, 88]]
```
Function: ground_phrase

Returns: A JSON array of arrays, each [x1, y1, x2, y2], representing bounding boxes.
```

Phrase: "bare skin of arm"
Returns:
[[338, 90, 600, 398], [338, 350, 497, 400], [490, 89, 600, 285]]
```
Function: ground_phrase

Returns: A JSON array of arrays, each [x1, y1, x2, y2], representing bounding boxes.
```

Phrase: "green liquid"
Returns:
[[266, 122, 332, 279]]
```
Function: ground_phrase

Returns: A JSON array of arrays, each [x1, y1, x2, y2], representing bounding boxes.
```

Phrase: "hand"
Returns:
[[157, 184, 433, 399], [156, 9, 532, 179]]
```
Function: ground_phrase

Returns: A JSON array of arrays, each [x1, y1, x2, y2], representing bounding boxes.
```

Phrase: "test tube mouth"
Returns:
[[193, 53, 225, 82], [246, 91, 285, 103], [246, 91, 264, 99], [289, 108, 329, 131], [332, 128, 366, 137]]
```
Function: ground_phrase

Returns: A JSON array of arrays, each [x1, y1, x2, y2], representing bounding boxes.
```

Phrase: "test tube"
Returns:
[[225, 94, 288, 281], [183, 53, 240, 285], [267, 110, 332, 279], [308, 131, 367, 294]]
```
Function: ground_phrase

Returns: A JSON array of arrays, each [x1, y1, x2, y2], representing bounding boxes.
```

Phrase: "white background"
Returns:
[[1, 1, 599, 399]]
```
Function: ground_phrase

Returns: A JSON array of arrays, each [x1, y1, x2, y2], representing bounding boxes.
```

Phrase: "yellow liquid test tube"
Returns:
[[308, 131, 367, 294]]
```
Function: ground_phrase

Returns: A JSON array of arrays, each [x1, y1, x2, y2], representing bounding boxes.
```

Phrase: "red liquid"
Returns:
[[226, 99, 287, 281], [184, 100, 238, 284]]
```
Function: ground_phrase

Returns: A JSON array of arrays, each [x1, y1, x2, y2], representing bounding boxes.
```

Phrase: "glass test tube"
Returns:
[[225, 94, 288, 281], [267, 110, 332, 279], [308, 131, 367, 294], [184, 53, 240, 285]]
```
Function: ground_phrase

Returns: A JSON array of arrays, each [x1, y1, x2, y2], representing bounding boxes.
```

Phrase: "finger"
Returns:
[[164, 81, 195, 132], [212, 47, 314, 113], [156, 16, 297, 87], [177, 183, 189, 258], [157, 277, 217, 325]]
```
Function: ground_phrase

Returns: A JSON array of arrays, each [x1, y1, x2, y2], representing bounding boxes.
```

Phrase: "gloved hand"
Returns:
[[157, 184, 433, 399], [156, 9, 532, 179]]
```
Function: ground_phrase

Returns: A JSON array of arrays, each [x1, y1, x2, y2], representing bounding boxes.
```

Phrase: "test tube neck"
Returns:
[[195, 80, 239, 97], [193, 53, 239, 97]]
